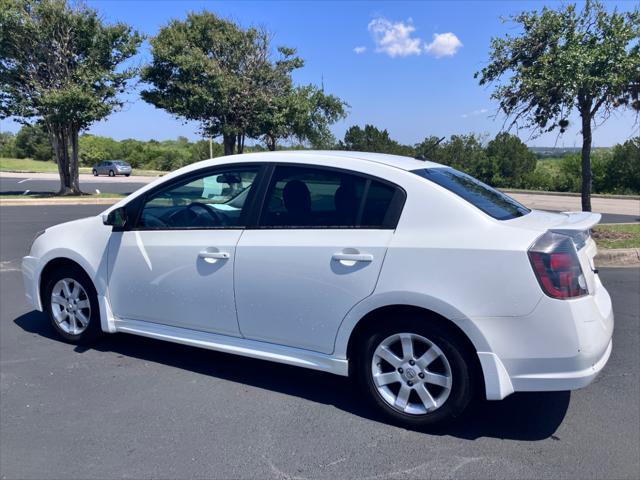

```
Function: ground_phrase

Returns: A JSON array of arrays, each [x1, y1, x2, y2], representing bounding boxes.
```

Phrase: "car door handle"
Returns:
[[332, 253, 373, 262], [198, 250, 230, 260]]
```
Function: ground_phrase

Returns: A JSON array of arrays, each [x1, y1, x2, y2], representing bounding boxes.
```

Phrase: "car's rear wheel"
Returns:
[[354, 318, 475, 428], [108, 170, 115, 177], [92, 169, 98, 176], [43, 265, 102, 344]]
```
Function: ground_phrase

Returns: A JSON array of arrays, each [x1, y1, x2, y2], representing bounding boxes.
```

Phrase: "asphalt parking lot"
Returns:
[[0, 205, 639, 479]]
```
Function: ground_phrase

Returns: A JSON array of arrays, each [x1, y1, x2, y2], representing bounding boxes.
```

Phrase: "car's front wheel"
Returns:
[[92, 169, 98, 176], [354, 318, 475, 428], [108, 170, 115, 177], [43, 264, 102, 344]]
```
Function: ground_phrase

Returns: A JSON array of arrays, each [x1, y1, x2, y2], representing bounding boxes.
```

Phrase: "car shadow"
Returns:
[[15, 310, 570, 441]]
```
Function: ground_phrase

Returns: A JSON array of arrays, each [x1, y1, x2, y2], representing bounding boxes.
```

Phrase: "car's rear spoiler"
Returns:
[[550, 212, 601, 250], [550, 211, 601, 232]]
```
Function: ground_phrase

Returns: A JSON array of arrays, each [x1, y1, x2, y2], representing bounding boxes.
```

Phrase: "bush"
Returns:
[[605, 138, 640, 194], [14, 124, 54, 161]]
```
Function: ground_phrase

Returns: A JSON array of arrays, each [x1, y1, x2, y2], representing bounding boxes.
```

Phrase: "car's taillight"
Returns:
[[528, 231, 588, 299]]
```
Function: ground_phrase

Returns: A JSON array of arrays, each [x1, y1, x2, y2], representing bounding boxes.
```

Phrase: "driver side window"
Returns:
[[137, 167, 259, 229]]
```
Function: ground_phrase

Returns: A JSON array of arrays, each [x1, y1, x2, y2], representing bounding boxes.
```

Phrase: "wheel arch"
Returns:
[[345, 304, 486, 395], [39, 257, 94, 307]]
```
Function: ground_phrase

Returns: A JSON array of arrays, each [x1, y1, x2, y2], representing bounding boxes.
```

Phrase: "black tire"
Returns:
[[92, 169, 98, 176], [43, 264, 102, 345], [108, 170, 115, 177], [125, 173, 130, 177], [353, 317, 475, 428]]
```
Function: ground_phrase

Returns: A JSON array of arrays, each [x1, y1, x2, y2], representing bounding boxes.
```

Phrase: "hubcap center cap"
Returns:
[[403, 366, 417, 381]]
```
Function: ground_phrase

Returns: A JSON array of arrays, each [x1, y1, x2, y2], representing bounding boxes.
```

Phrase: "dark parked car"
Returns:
[[92, 160, 132, 177]]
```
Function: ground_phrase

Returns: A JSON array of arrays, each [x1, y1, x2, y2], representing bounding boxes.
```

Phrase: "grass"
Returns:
[[593, 224, 640, 249], [0, 157, 163, 176]]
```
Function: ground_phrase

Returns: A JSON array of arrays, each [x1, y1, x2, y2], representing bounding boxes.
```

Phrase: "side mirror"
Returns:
[[102, 207, 127, 229]]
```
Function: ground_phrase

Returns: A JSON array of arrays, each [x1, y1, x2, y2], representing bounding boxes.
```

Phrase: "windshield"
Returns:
[[412, 167, 530, 220]]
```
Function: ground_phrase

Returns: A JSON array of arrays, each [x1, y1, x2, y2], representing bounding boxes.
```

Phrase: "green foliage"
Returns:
[[142, 12, 300, 154], [341, 124, 414, 156], [475, 0, 640, 209], [77, 135, 226, 171], [425, 134, 489, 178], [14, 124, 54, 160], [141, 12, 346, 154], [0, 131, 16, 158], [605, 138, 640, 193], [476, 1, 640, 133], [485, 132, 537, 187], [0, 0, 142, 193], [258, 85, 347, 150]]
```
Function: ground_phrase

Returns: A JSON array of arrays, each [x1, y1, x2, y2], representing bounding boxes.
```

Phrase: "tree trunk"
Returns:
[[68, 127, 81, 194], [580, 113, 593, 212], [236, 133, 245, 154], [266, 134, 276, 151], [47, 124, 82, 195], [223, 133, 236, 155]]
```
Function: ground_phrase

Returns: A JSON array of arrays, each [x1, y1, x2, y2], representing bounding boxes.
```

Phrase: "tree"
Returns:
[[0, 0, 142, 194], [141, 12, 303, 156], [341, 124, 414, 156], [606, 137, 640, 193], [476, 0, 640, 211], [257, 84, 347, 150], [0, 131, 15, 158], [417, 134, 488, 177], [14, 123, 55, 161], [485, 132, 537, 187]]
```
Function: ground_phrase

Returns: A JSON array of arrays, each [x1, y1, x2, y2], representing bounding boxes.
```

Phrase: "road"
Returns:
[[0, 174, 148, 196], [0, 205, 639, 479]]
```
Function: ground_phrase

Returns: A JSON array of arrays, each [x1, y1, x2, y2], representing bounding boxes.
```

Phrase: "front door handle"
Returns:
[[332, 252, 373, 263], [198, 250, 230, 262]]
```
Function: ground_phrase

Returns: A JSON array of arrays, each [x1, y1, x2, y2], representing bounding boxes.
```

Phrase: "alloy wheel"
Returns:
[[50, 278, 91, 335], [371, 332, 453, 415]]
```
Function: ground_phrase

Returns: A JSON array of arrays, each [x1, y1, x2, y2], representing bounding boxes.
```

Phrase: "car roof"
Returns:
[[196, 150, 443, 172]]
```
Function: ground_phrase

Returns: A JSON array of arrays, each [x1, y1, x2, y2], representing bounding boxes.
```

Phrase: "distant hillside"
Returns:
[[529, 146, 611, 159]]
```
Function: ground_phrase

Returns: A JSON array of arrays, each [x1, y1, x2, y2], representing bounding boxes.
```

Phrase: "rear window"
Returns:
[[412, 167, 530, 220]]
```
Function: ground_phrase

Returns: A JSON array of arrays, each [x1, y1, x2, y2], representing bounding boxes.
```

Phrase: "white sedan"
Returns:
[[22, 151, 614, 427]]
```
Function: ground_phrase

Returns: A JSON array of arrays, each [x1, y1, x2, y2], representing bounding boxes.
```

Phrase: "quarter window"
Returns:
[[137, 167, 259, 229], [260, 165, 401, 228]]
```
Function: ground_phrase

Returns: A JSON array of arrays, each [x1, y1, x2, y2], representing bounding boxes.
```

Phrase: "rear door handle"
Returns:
[[332, 253, 373, 263], [198, 250, 230, 261]]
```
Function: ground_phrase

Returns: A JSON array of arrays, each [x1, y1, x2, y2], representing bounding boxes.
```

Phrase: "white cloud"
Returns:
[[353, 46, 367, 54], [425, 32, 463, 58], [461, 108, 488, 119], [366, 18, 462, 59], [367, 17, 422, 57]]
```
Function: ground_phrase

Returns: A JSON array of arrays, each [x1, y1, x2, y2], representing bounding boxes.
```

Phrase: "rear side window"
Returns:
[[260, 165, 402, 228], [412, 167, 530, 220]]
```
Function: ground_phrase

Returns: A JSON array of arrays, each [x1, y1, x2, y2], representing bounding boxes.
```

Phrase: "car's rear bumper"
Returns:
[[476, 273, 614, 400]]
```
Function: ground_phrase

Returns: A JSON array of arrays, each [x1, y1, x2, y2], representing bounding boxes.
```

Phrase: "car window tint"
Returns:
[[260, 165, 398, 228], [138, 167, 259, 229], [412, 167, 529, 220], [361, 181, 396, 227]]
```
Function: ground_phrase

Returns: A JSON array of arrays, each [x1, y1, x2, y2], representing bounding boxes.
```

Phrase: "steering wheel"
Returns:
[[186, 201, 226, 226]]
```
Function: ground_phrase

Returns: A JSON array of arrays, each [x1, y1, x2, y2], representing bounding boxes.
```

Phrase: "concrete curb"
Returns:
[[595, 248, 640, 267], [0, 197, 120, 206]]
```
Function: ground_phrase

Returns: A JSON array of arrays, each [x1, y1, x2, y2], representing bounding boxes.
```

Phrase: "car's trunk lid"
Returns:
[[506, 209, 601, 293]]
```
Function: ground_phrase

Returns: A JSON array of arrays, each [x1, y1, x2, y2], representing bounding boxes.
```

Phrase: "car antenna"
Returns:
[[415, 136, 445, 161]]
